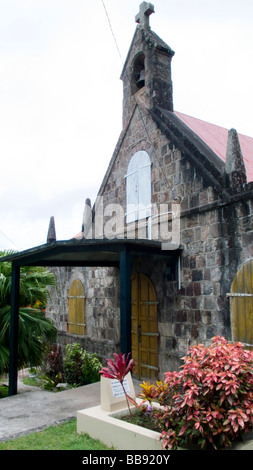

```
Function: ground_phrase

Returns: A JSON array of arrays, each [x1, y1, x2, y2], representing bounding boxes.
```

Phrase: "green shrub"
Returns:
[[140, 336, 253, 450], [63, 343, 102, 386]]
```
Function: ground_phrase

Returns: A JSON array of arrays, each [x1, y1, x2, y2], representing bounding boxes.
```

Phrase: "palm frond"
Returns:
[[0, 343, 9, 375], [0, 253, 57, 372], [0, 306, 57, 372]]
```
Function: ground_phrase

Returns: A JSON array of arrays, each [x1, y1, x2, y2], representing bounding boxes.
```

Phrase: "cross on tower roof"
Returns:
[[135, 2, 155, 30]]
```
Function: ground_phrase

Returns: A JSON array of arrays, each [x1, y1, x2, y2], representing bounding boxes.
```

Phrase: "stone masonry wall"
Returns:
[[97, 102, 253, 374], [46, 266, 120, 364], [46, 97, 253, 376]]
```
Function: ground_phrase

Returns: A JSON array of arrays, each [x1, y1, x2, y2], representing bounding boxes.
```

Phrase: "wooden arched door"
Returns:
[[229, 259, 253, 349], [131, 273, 158, 379]]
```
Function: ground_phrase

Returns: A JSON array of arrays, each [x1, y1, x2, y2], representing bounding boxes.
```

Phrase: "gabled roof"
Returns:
[[174, 111, 253, 183], [152, 107, 227, 195]]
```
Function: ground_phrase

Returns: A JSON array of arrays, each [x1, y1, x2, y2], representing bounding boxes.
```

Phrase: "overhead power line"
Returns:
[[101, 0, 124, 66], [0, 229, 22, 250]]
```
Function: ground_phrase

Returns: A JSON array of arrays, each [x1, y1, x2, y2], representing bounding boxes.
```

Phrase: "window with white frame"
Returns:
[[125, 151, 151, 223]]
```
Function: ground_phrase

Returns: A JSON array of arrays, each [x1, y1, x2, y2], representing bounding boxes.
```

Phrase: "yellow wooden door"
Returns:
[[230, 259, 253, 349], [131, 273, 158, 379], [68, 279, 86, 335]]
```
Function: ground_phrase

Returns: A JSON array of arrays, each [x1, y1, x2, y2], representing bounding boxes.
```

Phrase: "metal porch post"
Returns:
[[119, 247, 131, 355], [9, 263, 20, 396]]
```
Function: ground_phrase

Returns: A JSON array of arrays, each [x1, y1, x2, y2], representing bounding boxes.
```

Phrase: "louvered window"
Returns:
[[68, 279, 86, 335], [125, 151, 151, 223]]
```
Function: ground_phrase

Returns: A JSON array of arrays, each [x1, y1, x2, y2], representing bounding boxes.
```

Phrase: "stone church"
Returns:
[[46, 2, 253, 379]]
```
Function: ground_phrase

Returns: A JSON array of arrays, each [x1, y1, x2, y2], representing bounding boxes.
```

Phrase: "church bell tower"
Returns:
[[121, 2, 175, 127]]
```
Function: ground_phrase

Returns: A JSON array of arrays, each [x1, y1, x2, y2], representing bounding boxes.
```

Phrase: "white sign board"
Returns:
[[100, 373, 136, 412], [111, 378, 130, 398]]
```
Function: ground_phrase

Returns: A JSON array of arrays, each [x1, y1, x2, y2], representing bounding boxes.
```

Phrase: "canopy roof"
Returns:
[[0, 238, 181, 267]]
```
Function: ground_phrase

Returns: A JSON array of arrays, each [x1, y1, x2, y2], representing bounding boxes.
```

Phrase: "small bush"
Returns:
[[39, 344, 64, 389], [63, 343, 102, 386], [140, 336, 253, 450], [43, 344, 62, 379]]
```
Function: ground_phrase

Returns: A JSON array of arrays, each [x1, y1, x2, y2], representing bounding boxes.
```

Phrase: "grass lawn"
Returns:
[[0, 418, 113, 450], [0, 385, 9, 399]]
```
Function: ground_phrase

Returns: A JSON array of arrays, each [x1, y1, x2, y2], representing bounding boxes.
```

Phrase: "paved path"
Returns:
[[0, 378, 101, 441]]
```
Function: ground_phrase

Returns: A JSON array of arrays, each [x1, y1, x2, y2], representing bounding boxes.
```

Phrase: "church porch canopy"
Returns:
[[0, 238, 181, 396], [0, 238, 178, 267]]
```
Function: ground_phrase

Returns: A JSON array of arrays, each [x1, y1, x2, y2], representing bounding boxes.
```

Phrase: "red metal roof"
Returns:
[[174, 111, 253, 183]]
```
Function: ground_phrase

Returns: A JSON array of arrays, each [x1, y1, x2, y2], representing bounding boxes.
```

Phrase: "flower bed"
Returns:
[[77, 400, 163, 450], [98, 337, 253, 450], [77, 399, 253, 450]]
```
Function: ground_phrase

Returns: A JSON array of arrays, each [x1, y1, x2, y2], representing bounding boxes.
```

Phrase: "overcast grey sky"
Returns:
[[0, 0, 252, 251]]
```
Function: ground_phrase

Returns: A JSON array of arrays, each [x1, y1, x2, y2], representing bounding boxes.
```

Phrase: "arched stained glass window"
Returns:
[[125, 151, 151, 223]]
